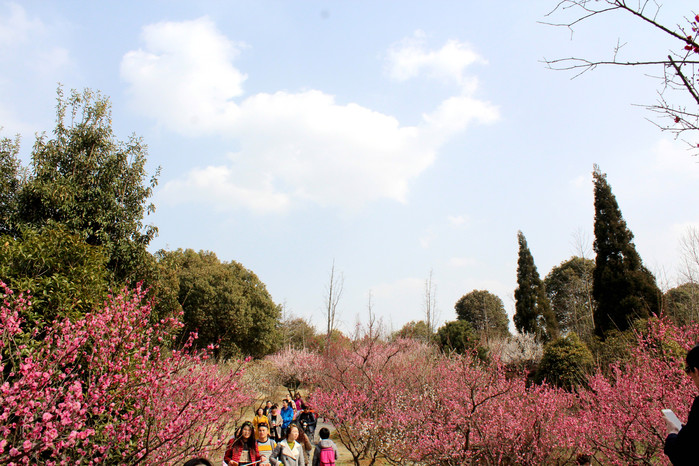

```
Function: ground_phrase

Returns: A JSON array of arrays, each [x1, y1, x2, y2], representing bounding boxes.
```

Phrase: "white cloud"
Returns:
[[121, 17, 247, 137], [0, 3, 41, 47], [448, 214, 469, 226], [0, 3, 70, 68], [122, 19, 499, 212], [448, 256, 478, 268], [157, 165, 291, 213], [385, 30, 485, 87]]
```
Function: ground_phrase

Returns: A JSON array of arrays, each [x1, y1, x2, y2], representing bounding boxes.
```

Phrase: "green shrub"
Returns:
[[535, 333, 594, 390], [437, 320, 488, 360]]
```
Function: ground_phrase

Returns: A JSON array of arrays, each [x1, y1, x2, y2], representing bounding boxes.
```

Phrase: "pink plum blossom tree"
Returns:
[[0, 282, 251, 465]]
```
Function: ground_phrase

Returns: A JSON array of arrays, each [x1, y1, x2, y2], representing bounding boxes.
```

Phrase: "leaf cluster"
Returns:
[[455, 289, 510, 340], [156, 249, 282, 359], [535, 333, 594, 391]]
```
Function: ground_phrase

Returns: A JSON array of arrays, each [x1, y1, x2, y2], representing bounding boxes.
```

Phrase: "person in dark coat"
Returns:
[[665, 344, 699, 465]]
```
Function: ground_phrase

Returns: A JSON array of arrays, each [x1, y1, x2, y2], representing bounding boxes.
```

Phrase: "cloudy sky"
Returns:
[[2, 1, 698, 333]]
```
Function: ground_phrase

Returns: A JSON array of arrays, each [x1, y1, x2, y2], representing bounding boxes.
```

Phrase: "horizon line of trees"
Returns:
[[3, 87, 699, 366]]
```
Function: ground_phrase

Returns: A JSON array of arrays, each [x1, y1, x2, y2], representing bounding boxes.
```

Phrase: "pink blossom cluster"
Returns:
[[577, 318, 697, 464], [265, 346, 323, 391], [0, 281, 252, 465], [297, 318, 698, 465]]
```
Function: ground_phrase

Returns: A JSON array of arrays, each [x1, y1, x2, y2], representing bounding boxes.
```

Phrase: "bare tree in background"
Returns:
[[680, 226, 699, 284], [543, 1, 699, 150], [653, 227, 699, 324], [324, 259, 344, 354], [365, 290, 379, 340], [572, 228, 596, 334], [353, 290, 384, 342], [424, 269, 438, 337]]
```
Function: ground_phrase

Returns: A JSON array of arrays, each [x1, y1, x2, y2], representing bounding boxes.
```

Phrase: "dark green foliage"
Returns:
[[436, 320, 478, 354], [544, 256, 596, 344], [663, 283, 699, 326], [15, 88, 159, 284], [0, 135, 22, 236], [514, 231, 558, 342], [455, 290, 510, 340], [534, 333, 594, 390], [592, 167, 661, 338], [589, 327, 635, 371], [156, 249, 282, 359], [0, 225, 109, 326], [393, 320, 433, 342]]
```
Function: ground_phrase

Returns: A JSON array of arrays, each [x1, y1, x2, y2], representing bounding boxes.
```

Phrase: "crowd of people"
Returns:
[[222, 393, 338, 466]]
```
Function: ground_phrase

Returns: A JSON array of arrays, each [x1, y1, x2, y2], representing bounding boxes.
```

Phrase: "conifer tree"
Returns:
[[514, 231, 559, 341], [592, 166, 660, 337]]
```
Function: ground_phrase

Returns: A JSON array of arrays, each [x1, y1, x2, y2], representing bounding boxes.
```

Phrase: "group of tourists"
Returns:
[[223, 393, 338, 466]]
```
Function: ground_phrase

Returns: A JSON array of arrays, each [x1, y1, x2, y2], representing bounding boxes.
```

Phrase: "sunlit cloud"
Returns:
[[122, 19, 499, 212], [385, 30, 485, 87]]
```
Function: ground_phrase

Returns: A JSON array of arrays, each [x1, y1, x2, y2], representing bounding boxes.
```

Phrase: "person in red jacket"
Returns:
[[224, 421, 261, 466]]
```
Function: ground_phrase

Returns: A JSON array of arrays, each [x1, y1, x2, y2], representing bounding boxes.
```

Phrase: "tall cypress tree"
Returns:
[[514, 231, 559, 341], [592, 166, 660, 337]]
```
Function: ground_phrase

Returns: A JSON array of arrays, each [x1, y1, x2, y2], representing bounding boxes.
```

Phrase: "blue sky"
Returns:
[[2, 1, 698, 333]]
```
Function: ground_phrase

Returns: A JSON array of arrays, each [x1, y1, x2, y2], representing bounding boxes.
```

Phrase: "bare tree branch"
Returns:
[[543, 0, 699, 149], [324, 259, 344, 354]]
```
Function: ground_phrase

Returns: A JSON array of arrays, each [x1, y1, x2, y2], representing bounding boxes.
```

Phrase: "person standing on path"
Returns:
[[253, 407, 269, 438], [256, 423, 278, 466], [224, 422, 261, 466], [270, 424, 305, 466], [280, 399, 295, 439], [268, 404, 283, 442], [312, 428, 338, 466]]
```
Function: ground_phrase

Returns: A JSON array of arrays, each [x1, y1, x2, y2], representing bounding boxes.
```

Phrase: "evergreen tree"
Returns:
[[514, 231, 558, 341], [592, 166, 660, 337], [455, 290, 510, 340]]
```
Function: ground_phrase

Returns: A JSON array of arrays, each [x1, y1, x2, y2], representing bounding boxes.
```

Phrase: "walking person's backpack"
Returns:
[[318, 446, 335, 466]]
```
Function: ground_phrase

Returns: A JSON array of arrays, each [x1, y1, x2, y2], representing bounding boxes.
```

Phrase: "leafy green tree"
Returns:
[[544, 256, 596, 344], [0, 225, 109, 326], [534, 333, 594, 391], [514, 231, 558, 341], [156, 249, 282, 359], [14, 88, 159, 284], [392, 320, 433, 342], [592, 166, 660, 337], [436, 320, 478, 354], [281, 316, 320, 350], [454, 290, 510, 340], [0, 135, 22, 236], [663, 282, 699, 326]]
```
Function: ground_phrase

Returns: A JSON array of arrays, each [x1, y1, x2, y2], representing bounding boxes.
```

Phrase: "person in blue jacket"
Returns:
[[280, 398, 295, 439], [665, 344, 699, 465]]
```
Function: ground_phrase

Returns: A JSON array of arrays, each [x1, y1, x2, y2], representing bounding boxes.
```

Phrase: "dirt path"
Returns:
[[314, 417, 355, 465], [206, 386, 361, 465]]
